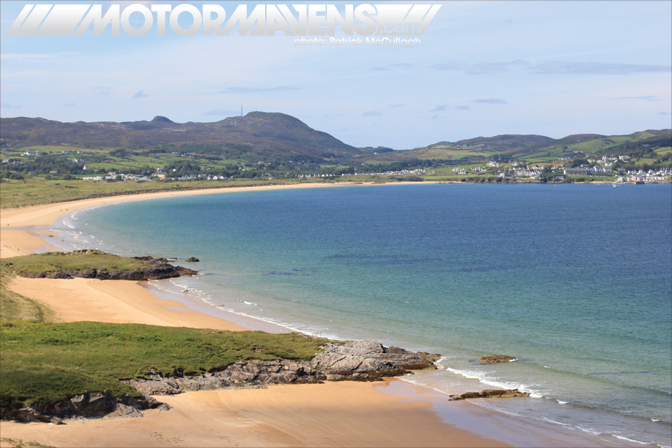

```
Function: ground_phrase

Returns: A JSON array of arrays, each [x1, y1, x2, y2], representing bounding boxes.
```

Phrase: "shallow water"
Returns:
[[65, 184, 672, 447]]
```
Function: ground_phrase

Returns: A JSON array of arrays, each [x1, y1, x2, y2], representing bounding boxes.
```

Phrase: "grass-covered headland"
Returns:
[[0, 250, 197, 281], [1, 250, 147, 277], [0, 321, 328, 418]]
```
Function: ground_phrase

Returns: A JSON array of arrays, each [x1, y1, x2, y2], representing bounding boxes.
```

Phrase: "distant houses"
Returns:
[[564, 167, 612, 175]]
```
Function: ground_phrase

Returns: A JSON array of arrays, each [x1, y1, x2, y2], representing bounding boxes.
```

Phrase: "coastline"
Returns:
[[0, 183, 650, 448], [0, 182, 510, 448]]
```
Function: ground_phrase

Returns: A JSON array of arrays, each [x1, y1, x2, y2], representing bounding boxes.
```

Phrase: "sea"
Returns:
[[57, 183, 671, 447]]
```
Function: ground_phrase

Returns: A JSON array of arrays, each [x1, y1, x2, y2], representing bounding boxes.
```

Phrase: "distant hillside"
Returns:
[[364, 129, 671, 163], [1, 113, 669, 166], [0, 112, 360, 161]]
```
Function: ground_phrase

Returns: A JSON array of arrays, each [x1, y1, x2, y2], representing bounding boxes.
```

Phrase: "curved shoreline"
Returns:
[[0, 183, 647, 448], [1, 182, 511, 447]]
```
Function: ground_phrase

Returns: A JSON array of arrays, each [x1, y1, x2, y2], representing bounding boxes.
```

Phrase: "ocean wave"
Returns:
[[445, 367, 543, 398], [612, 434, 655, 446], [395, 376, 458, 397], [152, 278, 347, 338], [540, 413, 662, 447]]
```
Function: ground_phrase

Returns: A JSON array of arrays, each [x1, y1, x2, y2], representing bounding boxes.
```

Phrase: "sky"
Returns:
[[1, 1, 671, 149]]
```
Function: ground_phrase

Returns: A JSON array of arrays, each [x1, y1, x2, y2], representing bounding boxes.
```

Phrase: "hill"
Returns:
[[0, 112, 360, 162], [362, 130, 671, 164]]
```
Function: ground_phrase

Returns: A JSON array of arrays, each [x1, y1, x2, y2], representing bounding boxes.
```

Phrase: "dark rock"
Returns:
[[96, 271, 111, 280], [17, 390, 151, 423], [69, 391, 116, 417], [479, 355, 517, 364], [104, 403, 143, 419], [418, 352, 442, 364], [185, 257, 200, 262], [10, 408, 51, 423], [457, 391, 482, 399], [79, 269, 97, 278], [449, 389, 530, 400]]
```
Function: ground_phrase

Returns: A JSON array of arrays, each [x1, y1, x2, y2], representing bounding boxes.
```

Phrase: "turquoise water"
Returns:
[[66, 184, 671, 447]]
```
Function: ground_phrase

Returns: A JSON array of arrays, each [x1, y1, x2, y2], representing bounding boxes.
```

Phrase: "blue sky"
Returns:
[[1, 1, 671, 149]]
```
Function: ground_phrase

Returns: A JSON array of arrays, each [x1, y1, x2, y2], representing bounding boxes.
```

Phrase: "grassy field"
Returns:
[[0, 177, 301, 209], [654, 146, 672, 157], [0, 271, 54, 323], [0, 320, 329, 415], [0, 251, 148, 277], [357, 145, 487, 163]]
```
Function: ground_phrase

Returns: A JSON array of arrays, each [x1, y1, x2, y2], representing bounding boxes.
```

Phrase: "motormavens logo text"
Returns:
[[6, 4, 441, 37]]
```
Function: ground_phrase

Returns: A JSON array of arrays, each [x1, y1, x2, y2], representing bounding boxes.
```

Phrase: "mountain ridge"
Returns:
[[1, 112, 361, 161], [1, 113, 669, 165]]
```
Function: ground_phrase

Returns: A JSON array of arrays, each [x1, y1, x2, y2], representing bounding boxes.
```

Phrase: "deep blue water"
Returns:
[[67, 184, 672, 447]]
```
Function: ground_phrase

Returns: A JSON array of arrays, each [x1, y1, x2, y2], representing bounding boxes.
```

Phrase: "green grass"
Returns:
[[0, 177, 304, 209], [0, 320, 330, 416], [565, 136, 631, 153], [1, 438, 55, 448], [0, 270, 54, 323], [0, 251, 149, 277], [654, 146, 672, 156]]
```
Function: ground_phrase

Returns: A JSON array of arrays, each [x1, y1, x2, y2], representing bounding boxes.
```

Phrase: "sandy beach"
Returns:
[[0, 381, 508, 448], [0, 229, 61, 258], [0, 184, 512, 448], [8, 276, 249, 331]]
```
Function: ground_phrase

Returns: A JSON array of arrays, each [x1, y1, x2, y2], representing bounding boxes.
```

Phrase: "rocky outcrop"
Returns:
[[125, 339, 439, 396], [313, 339, 438, 381], [449, 389, 530, 400], [8, 391, 155, 423], [6, 340, 438, 423], [24, 253, 197, 281], [185, 257, 199, 262], [479, 355, 517, 363]]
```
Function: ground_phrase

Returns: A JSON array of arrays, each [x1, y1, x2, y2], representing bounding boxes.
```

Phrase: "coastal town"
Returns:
[[2, 147, 670, 184]]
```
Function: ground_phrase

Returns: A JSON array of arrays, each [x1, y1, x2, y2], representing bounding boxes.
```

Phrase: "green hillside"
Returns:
[[2, 113, 669, 199]]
